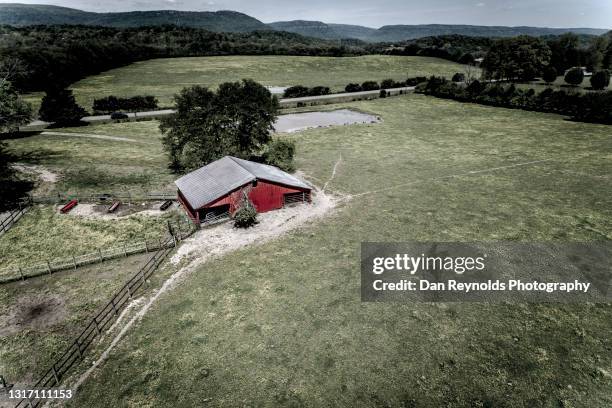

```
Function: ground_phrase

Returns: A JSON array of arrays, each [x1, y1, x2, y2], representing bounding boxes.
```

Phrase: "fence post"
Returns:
[[52, 363, 60, 385], [46, 260, 52, 274], [98, 249, 103, 262], [111, 298, 118, 315], [123, 242, 128, 257], [158, 238, 162, 250], [144, 238, 148, 252], [75, 339, 83, 359], [19, 267, 24, 281], [72, 255, 77, 270], [127, 284, 132, 299], [93, 317, 101, 335]]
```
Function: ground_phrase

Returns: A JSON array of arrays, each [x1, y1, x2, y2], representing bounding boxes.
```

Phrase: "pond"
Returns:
[[274, 109, 380, 133]]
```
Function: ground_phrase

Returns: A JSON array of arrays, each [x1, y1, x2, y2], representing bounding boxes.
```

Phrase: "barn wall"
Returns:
[[203, 180, 309, 215]]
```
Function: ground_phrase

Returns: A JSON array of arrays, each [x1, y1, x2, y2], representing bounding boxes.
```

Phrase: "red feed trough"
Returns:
[[60, 199, 78, 214], [108, 201, 121, 213]]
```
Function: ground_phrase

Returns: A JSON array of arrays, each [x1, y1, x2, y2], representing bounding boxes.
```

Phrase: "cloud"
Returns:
[[476, 2, 485, 7]]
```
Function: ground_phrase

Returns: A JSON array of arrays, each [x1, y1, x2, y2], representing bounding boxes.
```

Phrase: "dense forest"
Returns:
[[0, 25, 371, 92]]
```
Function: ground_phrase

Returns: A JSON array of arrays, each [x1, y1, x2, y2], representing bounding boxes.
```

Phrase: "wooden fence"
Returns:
[[0, 198, 32, 237], [30, 191, 175, 205], [0, 219, 193, 284], [14, 225, 192, 408]]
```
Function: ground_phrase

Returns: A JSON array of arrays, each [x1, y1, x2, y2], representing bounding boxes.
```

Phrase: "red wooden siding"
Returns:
[[203, 179, 309, 214]]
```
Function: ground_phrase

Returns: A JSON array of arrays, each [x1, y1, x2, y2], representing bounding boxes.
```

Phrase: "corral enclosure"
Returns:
[[22, 55, 474, 109]]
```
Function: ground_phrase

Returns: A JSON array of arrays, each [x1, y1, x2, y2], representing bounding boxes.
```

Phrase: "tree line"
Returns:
[[418, 76, 611, 124], [0, 25, 369, 93]]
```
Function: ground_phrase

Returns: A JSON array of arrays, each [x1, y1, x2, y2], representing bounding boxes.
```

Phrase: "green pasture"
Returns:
[[31, 55, 473, 109], [66, 94, 611, 407]]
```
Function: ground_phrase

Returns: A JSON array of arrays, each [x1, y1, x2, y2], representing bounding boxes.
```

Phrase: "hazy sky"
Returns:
[[3, 0, 611, 28]]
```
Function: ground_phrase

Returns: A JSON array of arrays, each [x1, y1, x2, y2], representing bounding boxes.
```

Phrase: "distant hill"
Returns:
[[269, 20, 608, 42], [0, 4, 608, 40], [0, 3, 268, 32], [268, 21, 377, 41]]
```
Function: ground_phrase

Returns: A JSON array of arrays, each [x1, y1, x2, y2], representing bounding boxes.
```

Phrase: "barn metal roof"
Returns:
[[175, 156, 310, 209]]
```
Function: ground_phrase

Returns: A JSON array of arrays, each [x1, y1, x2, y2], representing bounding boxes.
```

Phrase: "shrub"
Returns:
[[361, 81, 380, 91], [542, 66, 557, 84], [283, 85, 310, 98], [405, 76, 427, 86], [451, 72, 466, 82], [309, 86, 331, 96], [590, 70, 610, 90], [93, 95, 158, 113], [233, 193, 258, 228], [379, 89, 387, 98], [110, 112, 129, 120], [380, 79, 397, 89], [263, 139, 295, 172], [345, 83, 362, 92], [564, 67, 584, 86]]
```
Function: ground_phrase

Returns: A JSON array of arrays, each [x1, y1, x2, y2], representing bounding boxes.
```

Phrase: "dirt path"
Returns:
[[11, 164, 58, 183], [41, 131, 149, 144], [322, 154, 343, 193], [70, 189, 337, 393]]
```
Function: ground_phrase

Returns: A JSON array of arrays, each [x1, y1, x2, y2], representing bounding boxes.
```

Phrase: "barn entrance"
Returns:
[[283, 192, 308, 207], [200, 204, 230, 225]]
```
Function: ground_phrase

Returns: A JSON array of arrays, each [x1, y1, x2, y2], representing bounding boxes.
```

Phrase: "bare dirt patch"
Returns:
[[12, 164, 58, 183], [0, 294, 67, 337]]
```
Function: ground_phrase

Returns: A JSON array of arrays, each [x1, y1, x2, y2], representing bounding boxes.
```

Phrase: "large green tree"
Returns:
[[482, 36, 552, 81], [0, 80, 32, 133], [39, 88, 87, 126], [160, 79, 279, 172]]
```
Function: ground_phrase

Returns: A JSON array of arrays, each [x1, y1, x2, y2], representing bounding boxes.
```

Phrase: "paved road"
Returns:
[[20, 86, 415, 131]]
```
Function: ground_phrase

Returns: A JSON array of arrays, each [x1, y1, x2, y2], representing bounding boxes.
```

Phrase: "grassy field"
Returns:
[[67, 94, 612, 407], [22, 55, 473, 110], [0, 205, 181, 275], [6, 120, 174, 194], [0, 252, 179, 388]]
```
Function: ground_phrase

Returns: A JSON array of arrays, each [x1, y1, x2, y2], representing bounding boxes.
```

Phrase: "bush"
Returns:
[[309, 86, 331, 96], [345, 83, 362, 92], [379, 89, 387, 98], [233, 194, 258, 228], [263, 139, 295, 172], [283, 85, 310, 98], [405, 76, 427, 86], [110, 112, 129, 120], [542, 66, 557, 84], [590, 70, 610, 90], [380, 79, 398, 89], [451, 72, 466, 82], [361, 81, 380, 91], [458, 53, 475, 65], [93, 95, 158, 113], [564, 67, 584, 86]]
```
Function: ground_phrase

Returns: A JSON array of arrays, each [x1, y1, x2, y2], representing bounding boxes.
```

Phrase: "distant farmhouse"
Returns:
[[176, 156, 312, 224]]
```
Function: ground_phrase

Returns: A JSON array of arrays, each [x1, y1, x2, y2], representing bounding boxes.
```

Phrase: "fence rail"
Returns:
[[0, 219, 193, 284], [14, 224, 194, 408], [0, 198, 32, 237], [30, 191, 175, 205]]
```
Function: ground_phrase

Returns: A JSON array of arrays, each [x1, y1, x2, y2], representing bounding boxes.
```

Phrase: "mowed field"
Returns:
[[22, 55, 473, 110], [61, 94, 612, 407]]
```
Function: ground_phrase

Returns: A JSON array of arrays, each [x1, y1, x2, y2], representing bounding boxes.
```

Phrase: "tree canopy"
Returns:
[[160, 79, 279, 172], [482, 36, 552, 81], [39, 88, 87, 126], [0, 80, 32, 133]]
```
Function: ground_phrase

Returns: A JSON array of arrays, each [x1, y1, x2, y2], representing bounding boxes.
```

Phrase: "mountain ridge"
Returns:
[[0, 4, 608, 41]]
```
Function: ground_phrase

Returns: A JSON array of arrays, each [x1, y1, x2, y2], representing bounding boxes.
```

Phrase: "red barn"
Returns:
[[175, 156, 312, 224]]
